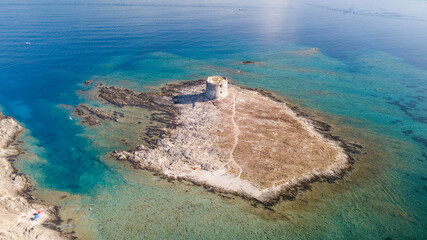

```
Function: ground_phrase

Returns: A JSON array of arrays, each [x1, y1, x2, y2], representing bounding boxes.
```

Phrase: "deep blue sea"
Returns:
[[1, 0, 426, 239]]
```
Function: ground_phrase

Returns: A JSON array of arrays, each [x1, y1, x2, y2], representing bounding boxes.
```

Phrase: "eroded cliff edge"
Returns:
[[95, 79, 361, 205]]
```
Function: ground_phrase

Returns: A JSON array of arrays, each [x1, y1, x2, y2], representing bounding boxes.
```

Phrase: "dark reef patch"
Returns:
[[74, 104, 119, 126], [412, 116, 427, 124], [386, 100, 414, 117], [402, 130, 413, 136], [420, 152, 427, 163], [413, 95, 425, 103], [412, 136, 427, 148], [385, 97, 427, 124]]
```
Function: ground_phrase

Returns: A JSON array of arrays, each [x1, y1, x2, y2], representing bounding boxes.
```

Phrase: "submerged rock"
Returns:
[[73, 104, 119, 126], [84, 79, 93, 85], [79, 104, 116, 121], [240, 61, 257, 64]]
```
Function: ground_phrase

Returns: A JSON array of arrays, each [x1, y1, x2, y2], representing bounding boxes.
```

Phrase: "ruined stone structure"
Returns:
[[205, 76, 228, 100]]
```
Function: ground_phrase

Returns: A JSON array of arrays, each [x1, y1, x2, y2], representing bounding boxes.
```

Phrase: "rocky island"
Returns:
[[96, 76, 358, 204]]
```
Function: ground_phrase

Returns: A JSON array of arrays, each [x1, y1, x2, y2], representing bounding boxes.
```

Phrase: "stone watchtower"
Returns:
[[205, 76, 228, 100]]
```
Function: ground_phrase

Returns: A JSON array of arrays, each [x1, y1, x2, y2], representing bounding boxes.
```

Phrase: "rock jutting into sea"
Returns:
[[100, 76, 360, 205], [0, 113, 66, 239], [74, 104, 122, 126]]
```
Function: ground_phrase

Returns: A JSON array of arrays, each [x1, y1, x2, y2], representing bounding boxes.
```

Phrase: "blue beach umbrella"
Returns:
[[34, 214, 40, 219]]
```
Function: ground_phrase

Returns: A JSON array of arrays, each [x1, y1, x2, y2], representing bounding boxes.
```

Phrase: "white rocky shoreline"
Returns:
[[0, 113, 67, 240]]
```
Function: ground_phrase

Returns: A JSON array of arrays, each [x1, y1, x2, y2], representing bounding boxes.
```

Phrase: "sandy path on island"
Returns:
[[225, 93, 243, 178]]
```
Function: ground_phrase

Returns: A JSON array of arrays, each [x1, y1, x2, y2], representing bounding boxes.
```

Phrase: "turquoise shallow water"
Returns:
[[0, 0, 426, 239]]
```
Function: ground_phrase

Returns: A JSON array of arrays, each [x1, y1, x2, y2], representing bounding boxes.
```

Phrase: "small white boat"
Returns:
[[25, 42, 31, 45]]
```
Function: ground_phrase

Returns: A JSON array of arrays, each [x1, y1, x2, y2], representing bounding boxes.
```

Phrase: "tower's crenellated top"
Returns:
[[205, 76, 228, 100]]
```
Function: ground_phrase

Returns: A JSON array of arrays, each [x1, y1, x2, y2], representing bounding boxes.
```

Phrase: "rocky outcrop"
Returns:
[[97, 80, 206, 148], [0, 116, 23, 151], [74, 104, 121, 126], [80, 104, 116, 121], [0, 114, 66, 239], [84, 79, 93, 85]]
